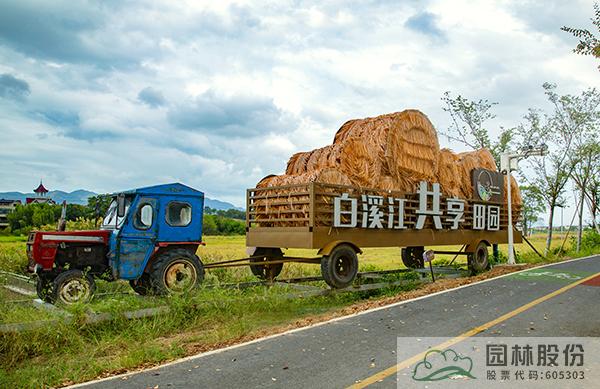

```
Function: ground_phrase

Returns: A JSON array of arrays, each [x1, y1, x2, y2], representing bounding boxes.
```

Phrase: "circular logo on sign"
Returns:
[[476, 170, 494, 201]]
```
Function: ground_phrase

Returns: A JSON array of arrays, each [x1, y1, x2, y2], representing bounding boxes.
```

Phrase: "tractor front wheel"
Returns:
[[150, 249, 204, 294], [50, 270, 96, 305]]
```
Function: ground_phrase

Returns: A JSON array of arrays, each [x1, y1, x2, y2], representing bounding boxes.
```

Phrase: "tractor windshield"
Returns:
[[101, 198, 131, 230]]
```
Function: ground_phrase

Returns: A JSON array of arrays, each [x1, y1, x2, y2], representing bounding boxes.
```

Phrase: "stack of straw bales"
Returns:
[[256, 109, 522, 213]]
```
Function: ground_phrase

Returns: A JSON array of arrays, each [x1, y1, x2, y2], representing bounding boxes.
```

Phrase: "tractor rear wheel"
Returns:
[[401, 246, 425, 269], [321, 244, 358, 289], [468, 241, 490, 274], [149, 249, 204, 294], [50, 270, 96, 305], [249, 248, 284, 281]]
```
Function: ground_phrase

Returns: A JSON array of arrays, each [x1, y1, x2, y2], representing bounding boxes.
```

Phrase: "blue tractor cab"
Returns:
[[108, 183, 205, 295]]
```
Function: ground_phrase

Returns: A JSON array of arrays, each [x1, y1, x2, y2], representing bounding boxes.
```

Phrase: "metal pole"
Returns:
[[507, 168, 515, 264], [429, 259, 435, 282]]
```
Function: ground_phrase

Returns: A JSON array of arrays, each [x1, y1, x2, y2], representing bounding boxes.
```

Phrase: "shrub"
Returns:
[[580, 230, 600, 251]]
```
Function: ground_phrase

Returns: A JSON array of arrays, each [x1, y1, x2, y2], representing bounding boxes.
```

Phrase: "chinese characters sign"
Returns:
[[333, 181, 501, 231], [396, 337, 600, 388]]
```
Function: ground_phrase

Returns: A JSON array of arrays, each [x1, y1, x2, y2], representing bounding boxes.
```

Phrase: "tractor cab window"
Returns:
[[134, 203, 154, 230], [166, 201, 192, 226], [101, 198, 131, 230]]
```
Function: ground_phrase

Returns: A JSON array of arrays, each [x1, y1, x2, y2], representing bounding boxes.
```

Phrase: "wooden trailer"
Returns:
[[244, 176, 522, 289]]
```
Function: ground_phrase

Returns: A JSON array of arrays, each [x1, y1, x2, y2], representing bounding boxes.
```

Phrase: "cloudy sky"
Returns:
[[0, 0, 598, 217]]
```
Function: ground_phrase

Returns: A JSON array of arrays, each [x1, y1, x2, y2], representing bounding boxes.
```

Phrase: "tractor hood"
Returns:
[[27, 230, 112, 271]]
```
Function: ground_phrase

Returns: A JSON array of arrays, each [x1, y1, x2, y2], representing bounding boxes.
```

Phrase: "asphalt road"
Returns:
[[75, 255, 600, 389]]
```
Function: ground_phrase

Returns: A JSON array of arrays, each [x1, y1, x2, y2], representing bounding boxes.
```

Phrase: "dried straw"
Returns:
[[437, 148, 462, 197], [456, 149, 497, 199], [258, 109, 522, 222]]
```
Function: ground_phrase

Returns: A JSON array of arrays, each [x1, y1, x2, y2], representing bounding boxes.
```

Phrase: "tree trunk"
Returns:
[[545, 206, 555, 256], [589, 197, 600, 234], [577, 190, 584, 252]]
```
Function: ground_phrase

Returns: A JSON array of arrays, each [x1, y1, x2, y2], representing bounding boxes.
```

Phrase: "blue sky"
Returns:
[[0, 1, 598, 224]]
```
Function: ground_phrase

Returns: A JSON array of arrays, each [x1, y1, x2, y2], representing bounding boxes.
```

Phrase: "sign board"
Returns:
[[333, 180, 502, 232], [472, 169, 503, 202], [423, 249, 435, 263]]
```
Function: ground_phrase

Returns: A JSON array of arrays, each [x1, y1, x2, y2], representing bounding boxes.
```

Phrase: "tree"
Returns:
[[586, 172, 600, 233], [87, 194, 112, 225], [561, 2, 600, 70], [7, 203, 60, 232], [520, 186, 546, 237], [204, 206, 246, 220], [517, 83, 600, 255], [571, 141, 600, 250], [202, 214, 218, 235], [441, 91, 513, 167]]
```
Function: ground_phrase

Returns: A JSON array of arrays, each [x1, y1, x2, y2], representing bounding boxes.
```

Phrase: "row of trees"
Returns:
[[441, 3, 600, 255], [204, 207, 245, 220], [202, 214, 245, 235], [441, 83, 600, 255], [5, 198, 108, 234], [4, 196, 247, 236]]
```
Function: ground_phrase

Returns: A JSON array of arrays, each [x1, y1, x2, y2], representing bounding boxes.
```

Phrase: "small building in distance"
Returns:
[[26, 180, 56, 205], [0, 199, 21, 228]]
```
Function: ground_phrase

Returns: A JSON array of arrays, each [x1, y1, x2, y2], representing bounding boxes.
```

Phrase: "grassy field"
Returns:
[[0, 231, 596, 388]]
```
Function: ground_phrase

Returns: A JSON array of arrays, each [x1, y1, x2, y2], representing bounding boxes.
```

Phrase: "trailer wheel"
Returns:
[[401, 246, 425, 269], [129, 273, 153, 295], [321, 244, 358, 289], [468, 241, 489, 274], [50, 270, 96, 305], [249, 248, 284, 281], [150, 249, 204, 294]]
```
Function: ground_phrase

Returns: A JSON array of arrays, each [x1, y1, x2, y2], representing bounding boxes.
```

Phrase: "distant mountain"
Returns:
[[0, 190, 96, 205], [204, 198, 243, 211], [0, 189, 242, 210]]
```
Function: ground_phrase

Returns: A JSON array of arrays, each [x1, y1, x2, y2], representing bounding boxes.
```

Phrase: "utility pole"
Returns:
[[501, 145, 547, 265]]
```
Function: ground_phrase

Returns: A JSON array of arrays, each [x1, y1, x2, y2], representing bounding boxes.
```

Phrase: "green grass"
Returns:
[[1, 286, 362, 388], [0, 241, 28, 274], [0, 236, 28, 243], [0, 231, 597, 388]]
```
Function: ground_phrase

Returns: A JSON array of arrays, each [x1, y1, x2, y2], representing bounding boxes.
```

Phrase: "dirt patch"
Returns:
[[66, 263, 539, 386]]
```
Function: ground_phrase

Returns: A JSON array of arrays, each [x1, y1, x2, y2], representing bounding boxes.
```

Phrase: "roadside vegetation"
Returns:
[[1, 231, 599, 388], [1, 197, 245, 237]]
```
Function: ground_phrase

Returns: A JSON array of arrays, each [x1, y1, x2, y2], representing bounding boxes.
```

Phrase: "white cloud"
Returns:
[[0, 0, 598, 216]]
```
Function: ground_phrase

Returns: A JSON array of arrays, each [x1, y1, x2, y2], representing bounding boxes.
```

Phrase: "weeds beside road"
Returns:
[[0, 232, 598, 388]]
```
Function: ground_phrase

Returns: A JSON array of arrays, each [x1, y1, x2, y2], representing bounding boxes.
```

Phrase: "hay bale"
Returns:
[[332, 111, 439, 180], [256, 109, 523, 225], [375, 175, 416, 193], [437, 148, 462, 198], [285, 153, 305, 175], [385, 110, 440, 183], [457, 149, 497, 199], [338, 137, 382, 188]]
